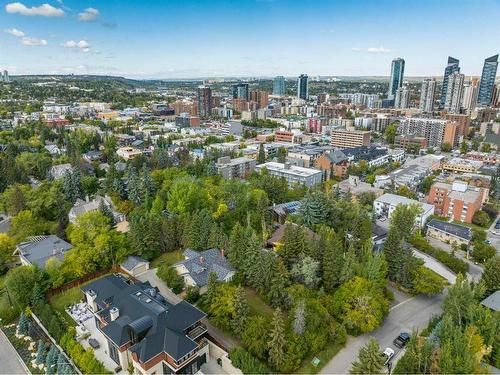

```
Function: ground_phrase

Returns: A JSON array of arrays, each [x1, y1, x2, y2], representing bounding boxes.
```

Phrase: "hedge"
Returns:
[[409, 236, 469, 274], [229, 347, 269, 374]]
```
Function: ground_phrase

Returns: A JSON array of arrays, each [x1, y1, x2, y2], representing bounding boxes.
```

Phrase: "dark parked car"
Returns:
[[393, 332, 411, 348]]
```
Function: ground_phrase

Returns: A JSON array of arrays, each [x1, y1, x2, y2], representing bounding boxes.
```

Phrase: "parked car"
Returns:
[[393, 332, 411, 348], [382, 347, 395, 365]]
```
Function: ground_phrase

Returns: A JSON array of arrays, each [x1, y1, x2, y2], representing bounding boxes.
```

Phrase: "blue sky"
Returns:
[[0, 0, 499, 78]]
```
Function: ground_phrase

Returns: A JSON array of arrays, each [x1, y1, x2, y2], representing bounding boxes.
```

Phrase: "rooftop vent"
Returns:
[[135, 291, 142, 297], [145, 298, 152, 303], [110, 307, 119, 321]]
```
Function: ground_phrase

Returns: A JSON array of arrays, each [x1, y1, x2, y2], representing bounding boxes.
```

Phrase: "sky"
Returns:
[[0, 0, 499, 78]]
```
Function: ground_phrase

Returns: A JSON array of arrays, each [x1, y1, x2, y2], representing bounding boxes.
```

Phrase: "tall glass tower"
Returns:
[[387, 58, 405, 99], [297, 74, 309, 100], [439, 56, 460, 108], [273, 76, 285, 96], [478, 54, 499, 106]]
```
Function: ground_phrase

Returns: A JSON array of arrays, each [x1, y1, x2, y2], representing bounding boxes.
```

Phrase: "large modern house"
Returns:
[[81, 275, 209, 374]]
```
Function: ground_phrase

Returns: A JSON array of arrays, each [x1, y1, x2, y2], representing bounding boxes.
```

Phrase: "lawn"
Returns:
[[297, 342, 344, 374], [244, 287, 274, 319], [150, 250, 184, 269], [49, 285, 85, 327]]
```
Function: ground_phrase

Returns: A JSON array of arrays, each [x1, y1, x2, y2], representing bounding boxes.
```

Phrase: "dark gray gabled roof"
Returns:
[[176, 248, 235, 287], [121, 256, 149, 271], [481, 290, 500, 311], [17, 235, 73, 268], [325, 149, 348, 164], [82, 275, 206, 363], [427, 219, 472, 241]]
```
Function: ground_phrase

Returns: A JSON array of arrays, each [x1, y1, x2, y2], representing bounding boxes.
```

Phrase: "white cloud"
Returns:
[[62, 40, 90, 52], [4, 28, 25, 37], [21, 37, 48, 46], [5, 2, 65, 17], [78, 7, 99, 21], [351, 47, 361, 52], [367, 46, 392, 53]]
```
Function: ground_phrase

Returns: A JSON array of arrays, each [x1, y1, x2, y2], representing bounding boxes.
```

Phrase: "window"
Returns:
[[108, 340, 120, 365]]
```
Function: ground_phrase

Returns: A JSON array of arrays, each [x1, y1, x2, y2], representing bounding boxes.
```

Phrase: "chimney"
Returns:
[[110, 307, 119, 321], [85, 195, 89, 203], [52, 246, 60, 255], [199, 256, 204, 264], [220, 248, 225, 258]]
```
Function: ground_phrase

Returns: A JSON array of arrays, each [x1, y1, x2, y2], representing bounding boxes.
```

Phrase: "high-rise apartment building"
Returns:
[[444, 73, 464, 114], [419, 78, 436, 112], [250, 90, 269, 109], [232, 83, 249, 101], [492, 83, 500, 108], [273, 76, 285, 96], [397, 118, 460, 147], [461, 78, 479, 113], [1, 70, 9, 83], [477, 54, 499, 106], [395, 85, 411, 109], [197, 85, 212, 118], [440, 57, 460, 109], [297, 74, 309, 100], [387, 58, 405, 99]]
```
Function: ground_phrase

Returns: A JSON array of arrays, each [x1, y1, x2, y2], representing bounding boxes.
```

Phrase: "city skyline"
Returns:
[[0, 0, 499, 78]]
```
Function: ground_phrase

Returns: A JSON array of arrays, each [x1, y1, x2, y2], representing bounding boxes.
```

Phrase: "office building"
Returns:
[[427, 181, 487, 223], [273, 76, 285, 96], [255, 162, 323, 187], [440, 56, 460, 108], [250, 90, 269, 109], [373, 193, 434, 228], [478, 54, 499, 106], [461, 78, 479, 112], [297, 74, 309, 100], [444, 73, 465, 113], [419, 78, 436, 112], [232, 83, 249, 101], [395, 85, 411, 109], [387, 58, 405, 99], [330, 129, 370, 149], [197, 85, 212, 118]]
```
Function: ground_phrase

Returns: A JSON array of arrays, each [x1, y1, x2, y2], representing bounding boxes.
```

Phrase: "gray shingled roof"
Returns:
[[17, 235, 73, 268], [121, 256, 149, 271], [481, 291, 500, 311], [81, 275, 206, 363], [427, 219, 472, 241], [177, 248, 235, 287]]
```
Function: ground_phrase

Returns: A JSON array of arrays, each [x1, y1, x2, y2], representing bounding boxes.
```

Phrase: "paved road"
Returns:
[[320, 293, 444, 375], [0, 329, 28, 375], [487, 214, 500, 253], [412, 248, 457, 284]]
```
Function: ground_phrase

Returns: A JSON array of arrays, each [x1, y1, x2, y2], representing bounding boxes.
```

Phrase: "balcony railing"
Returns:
[[187, 323, 207, 340]]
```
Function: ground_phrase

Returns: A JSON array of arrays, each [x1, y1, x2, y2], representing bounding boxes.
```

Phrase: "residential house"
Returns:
[[68, 195, 125, 224], [15, 235, 73, 268], [426, 219, 472, 247], [174, 249, 235, 289], [81, 275, 209, 374], [49, 163, 73, 180], [336, 176, 384, 200]]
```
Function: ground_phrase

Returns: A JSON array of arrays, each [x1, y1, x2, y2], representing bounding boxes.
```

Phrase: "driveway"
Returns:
[[320, 293, 444, 374], [487, 214, 500, 253], [136, 268, 238, 351], [412, 248, 457, 284], [0, 329, 28, 374]]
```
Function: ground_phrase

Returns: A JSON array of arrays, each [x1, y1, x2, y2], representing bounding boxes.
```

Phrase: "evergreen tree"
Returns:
[[297, 191, 329, 227], [56, 352, 67, 375], [268, 258, 289, 308], [17, 310, 29, 335], [227, 223, 247, 269], [292, 300, 306, 335], [280, 224, 308, 268], [231, 287, 249, 337], [45, 344, 58, 374], [129, 213, 164, 259], [31, 282, 45, 310], [35, 340, 46, 365], [104, 162, 117, 193], [28, 321, 37, 339], [268, 308, 286, 371], [207, 160, 217, 176], [482, 255, 500, 295], [257, 143, 266, 164], [112, 177, 127, 199], [127, 166, 142, 205], [321, 227, 344, 291], [350, 338, 385, 374], [205, 272, 219, 307], [339, 244, 356, 285], [141, 163, 155, 199], [98, 199, 114, 224], [62, 170, 82, 203]]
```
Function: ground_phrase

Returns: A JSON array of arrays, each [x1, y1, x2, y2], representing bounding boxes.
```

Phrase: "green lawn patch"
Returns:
[[297, 342, 343, 374], [244, 287, 274, 319], [150, 250, 184, 269], [49, 285, 85, 327]]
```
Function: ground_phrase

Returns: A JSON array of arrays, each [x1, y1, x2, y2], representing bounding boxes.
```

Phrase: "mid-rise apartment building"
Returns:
[[330, 129, 370, 149], [255, 162, 322, 187], [373, 193, 434, 228], [216, 156, 256, 179]]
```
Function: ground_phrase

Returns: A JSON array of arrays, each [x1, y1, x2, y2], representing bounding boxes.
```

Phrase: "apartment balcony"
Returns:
[[187, 322, 207, 340]]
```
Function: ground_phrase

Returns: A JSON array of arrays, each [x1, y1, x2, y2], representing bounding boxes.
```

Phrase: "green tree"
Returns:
[[321, 227, 344, 291], [0, 233, 15, 274], [257, 143, 266, 164], [471, 242, 496, 263], [297, 191, 330, 227], [482, 256, 500, 296], [393, 335, 434, 374], [460, 140, 468, 154], [384, 122, 397, 144], [231, 287, 249, 337], [472, 211, 490, 227], [17, 310, 29, 335], [268, 258, 289, 308], [242, 316, 269, 360], [350, 338, 385, 374], [126, 166, 142, 205], [35, 340, 46, 365], [268, 308, 286, 371], [412, 267, 446, 296], [441, 142, 452, 152], [4, 266, 36, 307]]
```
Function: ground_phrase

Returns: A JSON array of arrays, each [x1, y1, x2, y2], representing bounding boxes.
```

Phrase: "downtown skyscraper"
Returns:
[[419, 78, 437, 112], [395, 85, 411, 109], [297, 74, 309, 100], [444, 72, 465, 114], [477, 54, 499, 106], [273, 76, 285, 96], [461, 78, 479, 113], [232, 83, 249, 101], [197, 85, 212, 118], [387, 58, 405, 100], [440, 57, 460, 109]]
